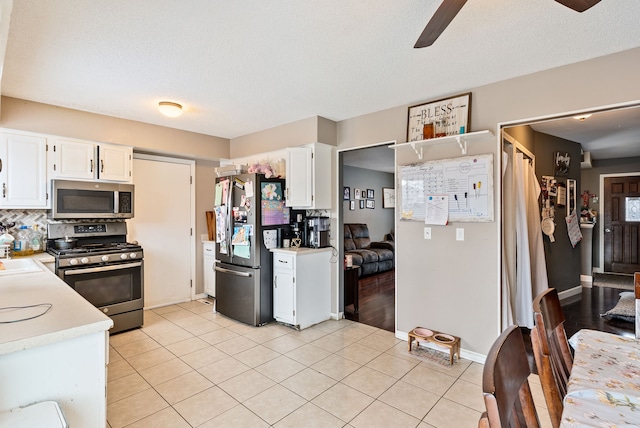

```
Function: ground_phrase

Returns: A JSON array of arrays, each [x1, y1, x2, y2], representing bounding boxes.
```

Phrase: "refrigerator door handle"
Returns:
[[215, 266, 252, 277]]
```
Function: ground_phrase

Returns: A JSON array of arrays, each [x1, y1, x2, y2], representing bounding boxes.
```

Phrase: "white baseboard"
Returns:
[[331, 312, 343, 320], [580, 275, 593, 284], [558, 285, 582, 301], [593, 265, 603, 274], [395, 330, 486, 365]]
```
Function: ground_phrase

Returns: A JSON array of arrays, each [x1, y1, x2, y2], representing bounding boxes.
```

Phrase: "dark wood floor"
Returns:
[[344, 270, 635, 341], [561, 285, 634, 338], [344, 269, 395, 332]]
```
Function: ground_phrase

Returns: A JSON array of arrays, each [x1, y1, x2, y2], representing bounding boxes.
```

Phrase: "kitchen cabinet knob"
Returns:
[[90, 159, 94, 172], [101, 159, 104, 173]]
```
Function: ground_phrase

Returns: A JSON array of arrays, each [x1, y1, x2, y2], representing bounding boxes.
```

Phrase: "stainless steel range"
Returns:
[[47, 221, 143, 334]]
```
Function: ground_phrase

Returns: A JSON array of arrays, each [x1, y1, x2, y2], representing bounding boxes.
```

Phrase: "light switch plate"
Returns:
[[456, 228, 464, 241], [424, 227, 431, 240]]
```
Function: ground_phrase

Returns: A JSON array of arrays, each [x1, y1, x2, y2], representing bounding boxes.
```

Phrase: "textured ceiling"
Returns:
[[2, 0, 640, 142]]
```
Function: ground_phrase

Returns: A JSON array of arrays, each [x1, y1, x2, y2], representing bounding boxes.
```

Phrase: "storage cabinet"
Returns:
[[0, 132, 48, 208], [285, 142, 333, 209], [203, 241, 216, 297], [49, 138, 132, 183], [272, 248, 331, 329]]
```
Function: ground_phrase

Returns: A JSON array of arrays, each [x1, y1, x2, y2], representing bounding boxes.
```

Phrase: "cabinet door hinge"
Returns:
[[190, 176, 193, 184], [190, 228, 193, 236], [190, 279, 193, 288], [46, 192, 49, 201], [293, 309, 295, 316]]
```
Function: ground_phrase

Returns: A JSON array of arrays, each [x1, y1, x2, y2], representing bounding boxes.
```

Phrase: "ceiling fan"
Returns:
[[414, 0, 602, 48]]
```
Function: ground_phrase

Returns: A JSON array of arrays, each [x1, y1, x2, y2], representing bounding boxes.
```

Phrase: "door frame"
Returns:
[[597, 171, 640, 273], [133, 153, 197, 303], [336, 141, 397, 329]]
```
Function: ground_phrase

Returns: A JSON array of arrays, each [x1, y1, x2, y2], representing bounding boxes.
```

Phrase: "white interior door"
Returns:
[[129, 155, 194, 308]]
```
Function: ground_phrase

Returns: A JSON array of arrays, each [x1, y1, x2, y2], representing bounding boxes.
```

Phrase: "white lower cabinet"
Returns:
[[272, 248, 331, 329], [203, 241, 216, 297]]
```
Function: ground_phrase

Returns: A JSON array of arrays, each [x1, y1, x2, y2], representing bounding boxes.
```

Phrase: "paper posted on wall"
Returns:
[[566, 209, 582, 248], [425, 195, 449, 226]]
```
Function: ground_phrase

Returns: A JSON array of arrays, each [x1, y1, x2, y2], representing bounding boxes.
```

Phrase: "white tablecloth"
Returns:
[[560, 329, 640, 427]]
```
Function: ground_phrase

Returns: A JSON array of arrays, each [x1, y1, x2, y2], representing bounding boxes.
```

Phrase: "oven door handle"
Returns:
[[214, 266, 251, 277], [63, 262, 142, 276]]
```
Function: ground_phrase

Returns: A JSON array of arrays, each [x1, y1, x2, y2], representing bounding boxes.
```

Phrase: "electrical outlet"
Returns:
[[456, 228, 464, 241], [424, 227, 431, 240]]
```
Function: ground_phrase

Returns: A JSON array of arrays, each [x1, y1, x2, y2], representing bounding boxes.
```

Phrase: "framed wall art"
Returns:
[[354, 189, 361, 199], [383, 187, 395, 208], [407, 92, 471, 142], [359, 200, 365, 209], [349, 200, 355, 211], [366, 200, 375, 209], [343, 187, 350, 200], [554, 151, 570, 176], [366, 189, 374, 199]]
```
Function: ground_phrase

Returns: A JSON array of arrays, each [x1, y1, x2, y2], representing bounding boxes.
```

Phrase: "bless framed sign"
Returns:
[[406, 92, 471, 142]]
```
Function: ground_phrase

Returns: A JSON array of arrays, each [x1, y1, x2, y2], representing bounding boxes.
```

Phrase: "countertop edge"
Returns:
[[271, 247, 334, 254], [0, 318, 113, 356]]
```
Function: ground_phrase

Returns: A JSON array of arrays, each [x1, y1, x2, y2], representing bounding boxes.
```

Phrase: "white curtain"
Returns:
[[501, 151, 515, 328], [514, 153, 549, 328]]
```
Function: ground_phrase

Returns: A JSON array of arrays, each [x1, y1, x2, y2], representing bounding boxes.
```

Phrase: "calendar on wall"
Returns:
[[399, 153, 494, 222]]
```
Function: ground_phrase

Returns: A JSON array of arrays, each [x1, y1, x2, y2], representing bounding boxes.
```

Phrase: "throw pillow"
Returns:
[[601, 291, 636, 322]]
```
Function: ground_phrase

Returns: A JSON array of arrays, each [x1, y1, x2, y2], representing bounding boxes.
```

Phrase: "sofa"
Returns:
[[344, 223, 394, 276]]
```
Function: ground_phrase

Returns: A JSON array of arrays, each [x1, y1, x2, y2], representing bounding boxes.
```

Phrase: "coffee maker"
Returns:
[[307, 216, 330, 248]]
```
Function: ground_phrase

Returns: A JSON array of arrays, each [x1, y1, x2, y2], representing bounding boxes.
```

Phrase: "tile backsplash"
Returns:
[[0, 209, 47, 235]]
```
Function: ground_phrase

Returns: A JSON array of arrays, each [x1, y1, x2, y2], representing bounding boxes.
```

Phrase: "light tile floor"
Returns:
[[107, 301, 553, 427]]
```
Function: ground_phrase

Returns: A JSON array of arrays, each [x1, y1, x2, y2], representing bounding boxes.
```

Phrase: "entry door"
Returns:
[[129, 156, 194, 308], [604, 176, 640, 273]]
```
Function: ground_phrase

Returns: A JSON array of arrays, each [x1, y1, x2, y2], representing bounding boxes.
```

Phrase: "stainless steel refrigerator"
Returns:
[[214, 173, 289, 326]]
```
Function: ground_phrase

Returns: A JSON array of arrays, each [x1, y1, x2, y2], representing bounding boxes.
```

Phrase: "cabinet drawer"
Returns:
[[274, 253, 294, 270]]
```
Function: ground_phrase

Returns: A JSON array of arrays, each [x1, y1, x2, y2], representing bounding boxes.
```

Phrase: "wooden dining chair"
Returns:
[[479, 325, 541, 428], [531, 288, 573, 428]]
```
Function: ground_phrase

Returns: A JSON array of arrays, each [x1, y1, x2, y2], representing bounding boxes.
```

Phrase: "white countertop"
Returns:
[[0, 259, 113, 356], [271, 246, 334, 255]]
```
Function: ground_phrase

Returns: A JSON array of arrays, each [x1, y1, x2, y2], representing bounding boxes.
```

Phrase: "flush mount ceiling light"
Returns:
[[158, 101, 183, 117], [573, 114, 592, 122]]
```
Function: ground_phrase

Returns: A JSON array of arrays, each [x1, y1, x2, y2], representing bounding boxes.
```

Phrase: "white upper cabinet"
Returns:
[[285, 146, 313, 207], [98, 144, 132, 182], [50, 138, 96, 180], [285, 142, 333, 209], [0, 132, 48, 208], [49, 138, 132, 183]]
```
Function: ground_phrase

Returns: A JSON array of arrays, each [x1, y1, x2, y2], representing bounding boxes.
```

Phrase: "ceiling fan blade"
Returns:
[[554, 0, 601, 12], [414, 0, 468, 48]]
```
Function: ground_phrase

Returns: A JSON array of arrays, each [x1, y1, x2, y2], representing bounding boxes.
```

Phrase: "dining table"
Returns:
[[560, 329, 640, 427]]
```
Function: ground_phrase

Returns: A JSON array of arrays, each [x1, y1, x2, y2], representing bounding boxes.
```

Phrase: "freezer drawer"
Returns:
[[215, 262, 271, 326]]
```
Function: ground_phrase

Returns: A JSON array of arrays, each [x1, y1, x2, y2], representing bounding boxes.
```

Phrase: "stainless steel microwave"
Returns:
[[50, 180, 134, 219]]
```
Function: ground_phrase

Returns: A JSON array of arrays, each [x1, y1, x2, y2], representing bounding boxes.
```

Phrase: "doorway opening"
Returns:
[[499, 101, 640, 330], [339, 143, 396, 332]]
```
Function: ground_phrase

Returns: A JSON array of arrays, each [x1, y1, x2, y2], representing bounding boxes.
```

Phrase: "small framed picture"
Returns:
[[354, 189, 361, 199], [554, 151, 570, 176], [359, 200, 365, 209], [367, 189, 374, 199], [343, 187, 350, 200], [349, 200, 355, 210], [383, 187, 395, 208], [366, 199, 375, 209]]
